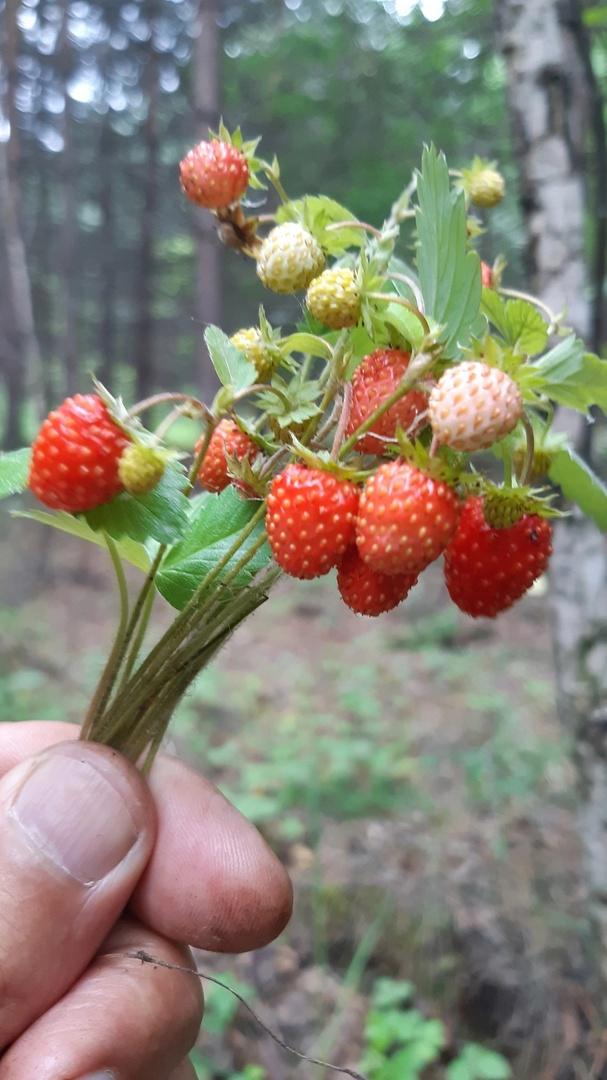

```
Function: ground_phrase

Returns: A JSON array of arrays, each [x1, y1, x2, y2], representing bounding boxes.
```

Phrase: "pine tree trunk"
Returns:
[[497, 0, 607, 981], [135, 51, 158, 401], [193, 0, 222, 398]]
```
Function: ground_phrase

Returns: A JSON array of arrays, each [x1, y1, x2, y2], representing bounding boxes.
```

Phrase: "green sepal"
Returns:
[[156, 487, 271, 610], [481, 291, 549, 356], [0, 448, 31, 501]]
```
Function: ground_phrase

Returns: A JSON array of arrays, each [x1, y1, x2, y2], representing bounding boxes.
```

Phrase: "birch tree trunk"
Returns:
[[497, 0, 607, 981]]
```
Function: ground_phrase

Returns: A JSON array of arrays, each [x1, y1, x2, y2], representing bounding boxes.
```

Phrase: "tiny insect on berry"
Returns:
[[444, 496, 553, 617], [266, 464, 359, 579], [345, 348, 429, 455], [179, 140, 249, 210], [118, 444, 166, 496], [337, 546, 418, 617], [428, 361, 523, 453], [256, 223, 325, 294], [306, 267, 361, 329], [356, 460, 461, 576], [29, 394, 131, 513], [197, 419, 257, 494]]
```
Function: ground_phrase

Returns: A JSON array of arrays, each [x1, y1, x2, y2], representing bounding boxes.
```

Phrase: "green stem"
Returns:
[[118, 580, 156, 690], [518, 413, 535, 487], [185, 416, 217, 493], [367, 292, 430, 335], [81, 535, 130, 740], [339, 352, 435, 458]]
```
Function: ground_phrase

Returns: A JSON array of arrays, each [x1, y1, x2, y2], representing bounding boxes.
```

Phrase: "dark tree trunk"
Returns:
[[497, 0, 607, 985], [194, 0, 222, 398], [98, 123, 116, 390], [134, 54, 159, 401], [0, 0, 43, 445], [57, 7, 79, 397]]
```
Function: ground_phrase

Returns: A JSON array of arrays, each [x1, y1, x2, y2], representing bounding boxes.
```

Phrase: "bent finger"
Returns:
[[0, 917, 203, 1080]]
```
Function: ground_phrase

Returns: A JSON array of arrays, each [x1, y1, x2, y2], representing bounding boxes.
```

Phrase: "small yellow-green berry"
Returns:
[[118, 444, 165, 495], [468, 168, 505, 209], [256, 223, 325, 294], [306, 267, 361, 329], [231, 327, 276, 381]]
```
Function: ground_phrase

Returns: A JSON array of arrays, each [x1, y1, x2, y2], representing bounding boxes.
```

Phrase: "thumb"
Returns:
[[0, 740, 155, 1050]]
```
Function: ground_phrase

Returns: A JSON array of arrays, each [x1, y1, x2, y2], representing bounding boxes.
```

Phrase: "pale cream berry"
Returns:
[[429, 361, 523, 452], [256, 223, 325, 294]]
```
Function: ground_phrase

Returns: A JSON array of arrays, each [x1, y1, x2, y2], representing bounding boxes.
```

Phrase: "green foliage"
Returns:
[[481, 291, 548, 355], [156, 487, 270, 610], [84, 463, 190, 545], [205, 327, 257, 394], [549, 447, 607, 531], [360, 977, 510, 1080], [415, 145, 482, 355], [0, 449, 31, 500], [276, 195, 364, 254]]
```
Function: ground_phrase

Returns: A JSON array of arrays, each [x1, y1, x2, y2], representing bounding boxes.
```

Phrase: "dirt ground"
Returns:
[[0, 518, 600, 1078]]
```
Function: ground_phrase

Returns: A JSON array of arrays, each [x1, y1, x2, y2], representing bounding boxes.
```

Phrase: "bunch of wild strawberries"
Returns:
[[28, 131, 553, 621]]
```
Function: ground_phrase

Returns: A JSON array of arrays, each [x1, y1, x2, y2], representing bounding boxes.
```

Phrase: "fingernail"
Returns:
[[10, 750, 139, 885], [77, 1072, 117, 1079]]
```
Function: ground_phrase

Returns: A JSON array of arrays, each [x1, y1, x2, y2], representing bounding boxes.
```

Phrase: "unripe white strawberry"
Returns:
[[256, 223, 325, 294], [468, 168, 505, 209], [428, 361, 523, 452], [306, 267, 360, 329], [230, 327, 276, 381]]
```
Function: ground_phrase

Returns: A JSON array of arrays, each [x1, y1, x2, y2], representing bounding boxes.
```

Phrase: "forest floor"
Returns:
[[0, 517, 599, 1079]]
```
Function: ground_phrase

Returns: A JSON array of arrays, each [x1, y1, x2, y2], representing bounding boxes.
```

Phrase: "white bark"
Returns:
[[498, 0, 607, 974]]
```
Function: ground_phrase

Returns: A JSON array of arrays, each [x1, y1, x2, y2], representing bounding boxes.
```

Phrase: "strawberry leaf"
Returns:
[[156, 486, 271, 610], [84, 464, 189, 545], [415, 145, 482, 355], [549, 448, 607, 530], [204, 326, 256, 392], [530, 337, 607, 413], [277, 195, 363, 254], [0, 448, 31, 500], [13, 510, 150, 570]]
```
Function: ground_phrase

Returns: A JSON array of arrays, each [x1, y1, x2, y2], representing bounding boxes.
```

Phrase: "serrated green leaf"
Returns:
[[204, 326, 256, 392], [276, 195, 363, 254], [415, 145, 481, 355], [156, 486, 270, 610], [549, 448, 607, 530], [532, 339, 607, 413], [503, 299, 548, 355], [447, 1044, 511, 1080], [0, 448, 31, 500], [13, 510, 150, 570], [84, 464, 189, 545]]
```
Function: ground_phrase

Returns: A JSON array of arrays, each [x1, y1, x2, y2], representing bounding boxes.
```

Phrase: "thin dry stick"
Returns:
[[127, 950, 368, 1080]]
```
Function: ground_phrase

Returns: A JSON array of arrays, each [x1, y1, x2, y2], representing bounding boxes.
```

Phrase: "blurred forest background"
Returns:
[[2, 0, 607, 1077]]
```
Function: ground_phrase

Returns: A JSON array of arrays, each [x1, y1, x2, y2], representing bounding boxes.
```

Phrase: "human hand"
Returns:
[[0, 721, 292, 1079]]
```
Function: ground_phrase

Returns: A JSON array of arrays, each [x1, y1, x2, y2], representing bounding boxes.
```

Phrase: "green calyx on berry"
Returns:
[[118, 444, 166, 496]]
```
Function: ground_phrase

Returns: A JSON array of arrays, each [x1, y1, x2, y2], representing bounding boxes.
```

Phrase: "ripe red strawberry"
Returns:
[[356, 460, 460, 576], [345, 349, 428, 454], [197, 419, 257, 494], [29, 394, 130, 512], [444, 496, 552, 618], [266, 464, 359, 579], [179, 140, 249, 210], [337, 546, 417, 617]]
